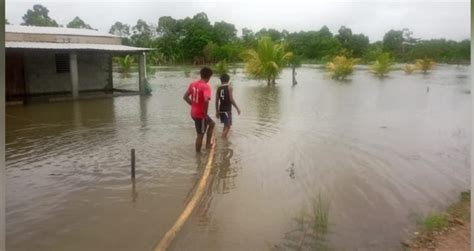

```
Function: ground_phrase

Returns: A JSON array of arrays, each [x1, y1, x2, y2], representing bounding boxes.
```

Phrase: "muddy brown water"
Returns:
[[6, 65, 470, 250]]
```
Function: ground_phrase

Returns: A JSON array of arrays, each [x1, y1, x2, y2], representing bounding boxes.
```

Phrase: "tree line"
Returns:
[[13, 4, 471, 66]]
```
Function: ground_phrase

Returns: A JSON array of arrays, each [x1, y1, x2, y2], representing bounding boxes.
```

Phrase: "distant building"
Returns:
[[5, 25, 151, 102]]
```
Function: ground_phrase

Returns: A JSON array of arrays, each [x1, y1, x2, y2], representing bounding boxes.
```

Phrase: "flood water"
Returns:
[[6, 65, 471, 250]]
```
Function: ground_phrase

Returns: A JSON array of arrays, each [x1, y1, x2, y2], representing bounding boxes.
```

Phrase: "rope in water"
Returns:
[[153, 141, 216, 251]]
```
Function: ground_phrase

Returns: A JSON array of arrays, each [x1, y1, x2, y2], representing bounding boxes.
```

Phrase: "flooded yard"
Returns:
[[6, 65, 470, 250]]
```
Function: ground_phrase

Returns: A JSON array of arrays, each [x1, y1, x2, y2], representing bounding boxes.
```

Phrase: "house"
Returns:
[[5, 25, 152, 102]]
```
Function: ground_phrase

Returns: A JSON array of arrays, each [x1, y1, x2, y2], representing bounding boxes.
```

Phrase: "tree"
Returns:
[[241, 28, 256, 47], [109, 21, 132, 45], [213, 21, 237, 45], [256, 28, 282, 41], [335, 26, 369, 58], [241, 36, 293, 85], [115, 55, 135, 78], [22, 4, 59, 27], [415, 58, 435, 73], [370, 52, 393, 77], [67, 16, 93, 29], [382, 29, 404, 57], [179, 13, 214, 63], [403, 64, 416, 74], [156, 16, 181, 63], [109, 21, 131, 37], [286, 27, 341, 62], [326, 55, 359, 80], [363, 42, 383, 63], [213, 60, 229, 75], [131, 19, 154, 48], [335, 26, 352, 47]]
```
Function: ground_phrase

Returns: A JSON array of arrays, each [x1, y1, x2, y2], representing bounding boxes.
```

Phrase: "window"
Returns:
[[55, 54, 70, 73]]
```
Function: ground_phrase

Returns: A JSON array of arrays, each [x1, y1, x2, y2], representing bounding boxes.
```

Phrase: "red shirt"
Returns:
[[186, 80, 211, 119]]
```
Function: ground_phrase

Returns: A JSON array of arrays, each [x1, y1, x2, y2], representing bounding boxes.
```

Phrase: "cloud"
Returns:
[[6, 0, 470, 41]]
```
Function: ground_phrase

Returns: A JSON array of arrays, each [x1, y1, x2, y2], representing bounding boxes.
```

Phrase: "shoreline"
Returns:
[[402, 191, 470, 250]]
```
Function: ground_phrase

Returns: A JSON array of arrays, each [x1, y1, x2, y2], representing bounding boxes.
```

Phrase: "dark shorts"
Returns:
[[192, 115, 213, 134], [219, 111, 232, 127]]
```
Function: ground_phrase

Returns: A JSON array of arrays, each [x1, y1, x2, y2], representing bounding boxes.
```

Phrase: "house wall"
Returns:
[[77, 53, 112, 91], [22, 51, 112, 94]]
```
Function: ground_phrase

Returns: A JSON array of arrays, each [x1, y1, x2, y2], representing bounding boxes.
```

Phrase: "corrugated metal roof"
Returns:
[[6, 42, 152, 52], [6, 25, 118, 37]]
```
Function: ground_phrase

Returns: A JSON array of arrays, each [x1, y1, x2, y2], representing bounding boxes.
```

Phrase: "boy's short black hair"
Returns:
[[220, 73, 230, 83], [200, 67, 213, 80]]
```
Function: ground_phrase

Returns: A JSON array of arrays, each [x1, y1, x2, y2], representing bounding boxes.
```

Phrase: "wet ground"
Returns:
[[6, 65, 471, 250]]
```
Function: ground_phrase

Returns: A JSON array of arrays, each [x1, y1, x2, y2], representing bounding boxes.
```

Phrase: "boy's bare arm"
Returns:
[[215, 89, 220, 117], [204, 98, 210, 115], [183, 90, 192, 105], [229, 86, 241, 115]]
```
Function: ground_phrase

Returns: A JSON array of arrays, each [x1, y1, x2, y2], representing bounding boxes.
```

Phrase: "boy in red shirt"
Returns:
[[183, 67, 215, 152]]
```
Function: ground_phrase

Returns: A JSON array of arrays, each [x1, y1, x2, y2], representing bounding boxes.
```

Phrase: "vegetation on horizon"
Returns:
[[13, 4, 470, 69]]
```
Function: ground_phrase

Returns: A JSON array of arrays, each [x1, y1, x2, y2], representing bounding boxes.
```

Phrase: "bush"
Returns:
[[326, 55, 359, 80]]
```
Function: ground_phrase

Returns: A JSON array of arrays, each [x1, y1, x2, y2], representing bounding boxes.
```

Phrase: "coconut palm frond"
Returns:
[[241, 36, 293, 85]]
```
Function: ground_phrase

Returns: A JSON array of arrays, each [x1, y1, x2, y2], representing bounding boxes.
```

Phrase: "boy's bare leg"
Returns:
[[206, 120, 215, 149], [222, 126, 231, 139], [195, 134, 204, 152]]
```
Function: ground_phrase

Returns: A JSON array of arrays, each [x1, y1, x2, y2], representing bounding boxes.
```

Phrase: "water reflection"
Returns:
[[244, 85, 282, 139], [214, 148, 237, 194], [131, 178, 138, 203], [251, 85, 281, 122], [139, 95, 150, 132]]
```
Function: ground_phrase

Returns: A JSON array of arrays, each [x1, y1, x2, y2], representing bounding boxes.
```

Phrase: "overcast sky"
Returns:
[[6, 0, 471, 42]]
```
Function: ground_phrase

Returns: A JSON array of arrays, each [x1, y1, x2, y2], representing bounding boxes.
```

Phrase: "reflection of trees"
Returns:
[[246, 85, 282, 123]]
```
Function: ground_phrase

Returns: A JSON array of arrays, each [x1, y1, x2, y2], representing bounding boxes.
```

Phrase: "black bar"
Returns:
[[131, 149, 135, 178]]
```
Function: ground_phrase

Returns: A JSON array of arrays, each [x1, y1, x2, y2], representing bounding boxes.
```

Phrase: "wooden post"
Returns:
[[70, 53, 79, 97], [138, 52, 146, 93], [131, 149, 135, 178]]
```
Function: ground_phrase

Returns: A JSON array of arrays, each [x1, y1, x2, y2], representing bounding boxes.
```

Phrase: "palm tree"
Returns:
[[403, 64, 416, 74], [370, 52, 393, 77], [415, 58, 435, 74], [326, 55, 359, 80], [241, 36, 293, 85], [213, 59, 229, 75], [289, 55, 302, 85], [116, 55, 134, 78]]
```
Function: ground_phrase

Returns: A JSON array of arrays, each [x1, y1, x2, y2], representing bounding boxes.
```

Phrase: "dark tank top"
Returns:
[[217, 85, 231, 112]]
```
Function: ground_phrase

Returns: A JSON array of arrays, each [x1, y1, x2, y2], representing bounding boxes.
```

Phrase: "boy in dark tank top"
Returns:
[[215, 73, 241, 139]]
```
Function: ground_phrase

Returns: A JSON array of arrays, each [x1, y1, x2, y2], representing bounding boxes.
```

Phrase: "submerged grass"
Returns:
[[270, 193, 332, 251], [311, 194, 330, 234]]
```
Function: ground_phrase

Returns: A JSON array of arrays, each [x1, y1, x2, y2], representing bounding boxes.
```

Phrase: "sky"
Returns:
[[5, 0, 471, 42]]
